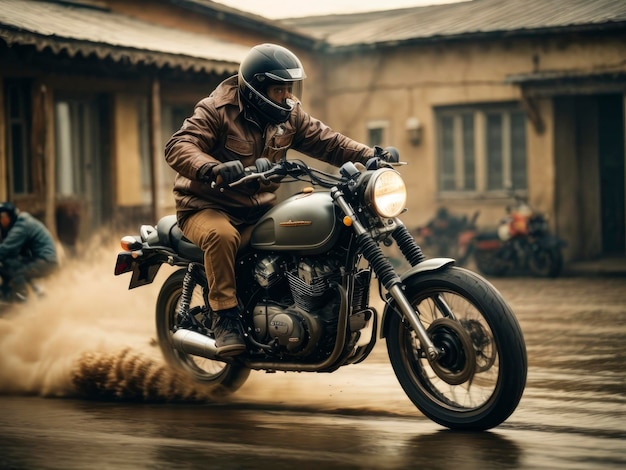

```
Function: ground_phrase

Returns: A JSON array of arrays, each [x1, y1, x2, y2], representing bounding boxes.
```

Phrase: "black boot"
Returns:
[[212, 308, 246, 357]]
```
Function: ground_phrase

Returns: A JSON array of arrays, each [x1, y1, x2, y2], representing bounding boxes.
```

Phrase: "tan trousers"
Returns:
[[179, 208, 243, 311]]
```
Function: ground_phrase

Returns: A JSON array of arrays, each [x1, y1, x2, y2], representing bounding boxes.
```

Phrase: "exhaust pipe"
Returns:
[[172, 329, 219, 359]]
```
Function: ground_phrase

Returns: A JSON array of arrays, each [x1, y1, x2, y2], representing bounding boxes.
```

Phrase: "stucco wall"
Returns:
[[113, 93, 144, 206]]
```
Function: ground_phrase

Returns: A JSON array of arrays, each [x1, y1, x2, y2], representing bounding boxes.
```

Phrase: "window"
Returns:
[[436, 105, 527, 194], [367, 120, 388, 147], [5, 80, 32, 195]]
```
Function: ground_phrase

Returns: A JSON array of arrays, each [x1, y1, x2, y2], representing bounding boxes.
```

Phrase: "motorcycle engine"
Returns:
[[252, 256, 341, 355]]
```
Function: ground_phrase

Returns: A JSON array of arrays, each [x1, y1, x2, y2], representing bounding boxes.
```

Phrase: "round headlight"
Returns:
[[365, 169, 407, 218]]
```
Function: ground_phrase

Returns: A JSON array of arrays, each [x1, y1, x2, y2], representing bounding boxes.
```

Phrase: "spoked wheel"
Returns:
[[155, 269, 250, 394], [386, 266, 527, 430]]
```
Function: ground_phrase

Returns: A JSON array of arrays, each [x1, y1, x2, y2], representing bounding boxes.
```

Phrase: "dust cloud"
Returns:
[[0, 240, 215, 402]]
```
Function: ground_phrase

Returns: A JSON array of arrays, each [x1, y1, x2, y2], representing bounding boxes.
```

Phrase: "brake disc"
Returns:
[[427, 317, 477, 385]]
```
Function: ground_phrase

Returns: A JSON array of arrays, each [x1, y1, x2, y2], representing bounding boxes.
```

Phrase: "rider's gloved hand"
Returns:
[[213, 161, 245, 184], [255, 158, 272, 172], [367, 146, 400, 170], [198, 161, 245, 186], [373, 145, 400, 163], [197, 163, 214, 184]]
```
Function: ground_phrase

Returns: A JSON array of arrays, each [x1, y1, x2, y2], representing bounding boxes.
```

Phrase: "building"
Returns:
[[2, 0, 625, 261]]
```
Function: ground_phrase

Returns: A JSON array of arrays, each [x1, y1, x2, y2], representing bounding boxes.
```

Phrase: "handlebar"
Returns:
[[211, 155, 405, 192]]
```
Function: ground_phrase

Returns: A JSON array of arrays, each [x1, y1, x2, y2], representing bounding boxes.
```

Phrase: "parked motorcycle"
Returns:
[[114, 151, 527, 431], [414, 208, 479, 266], [0, 266, 45, 308], [472, 195, 565, 278]]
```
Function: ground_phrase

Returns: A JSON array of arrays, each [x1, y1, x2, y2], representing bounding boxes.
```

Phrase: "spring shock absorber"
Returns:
[[392, 224, 426, 266], [177, 263, 198, 323]]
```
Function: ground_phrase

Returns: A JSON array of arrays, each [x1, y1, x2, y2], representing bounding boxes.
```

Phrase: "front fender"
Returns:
[[380, 258, 455, 338]]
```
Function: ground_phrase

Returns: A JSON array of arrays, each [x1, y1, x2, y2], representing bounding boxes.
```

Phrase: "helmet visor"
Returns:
[[263, 79, 303, 105]]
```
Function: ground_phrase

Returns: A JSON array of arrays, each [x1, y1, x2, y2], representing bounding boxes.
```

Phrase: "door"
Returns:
[[598, 94, 625, 254], [54, 94, 111, 235]]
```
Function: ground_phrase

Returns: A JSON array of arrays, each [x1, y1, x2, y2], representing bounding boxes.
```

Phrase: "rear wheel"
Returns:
[[386, 266, 527, 430], [155, 269, 250, 395]]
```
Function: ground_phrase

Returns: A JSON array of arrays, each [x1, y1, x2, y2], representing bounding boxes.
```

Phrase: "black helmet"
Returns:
[[0, 201, 17, 229], [238, 43, 306, 124]]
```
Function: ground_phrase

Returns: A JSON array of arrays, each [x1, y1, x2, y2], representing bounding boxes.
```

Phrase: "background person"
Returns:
[[0, 202, 58, 302]]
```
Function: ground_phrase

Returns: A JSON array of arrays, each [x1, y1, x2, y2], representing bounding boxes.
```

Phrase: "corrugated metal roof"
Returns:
[[283, 0, 626, 49], [0, 0, 250, 73]]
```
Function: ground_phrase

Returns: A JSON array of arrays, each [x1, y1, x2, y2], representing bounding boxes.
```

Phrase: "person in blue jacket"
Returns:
[[0, 202, 58, 301]]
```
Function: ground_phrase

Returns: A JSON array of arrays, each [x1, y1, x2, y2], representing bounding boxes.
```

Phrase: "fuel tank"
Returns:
[[250, 190, 341, 254]]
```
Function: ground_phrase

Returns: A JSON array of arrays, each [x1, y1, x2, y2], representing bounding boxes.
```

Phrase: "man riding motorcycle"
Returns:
[[164, 43, 378, 356], [0, 202, 58, 302]]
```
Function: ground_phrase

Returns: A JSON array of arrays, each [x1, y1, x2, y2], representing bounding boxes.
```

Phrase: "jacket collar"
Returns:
[[212, 75, 241, 110]]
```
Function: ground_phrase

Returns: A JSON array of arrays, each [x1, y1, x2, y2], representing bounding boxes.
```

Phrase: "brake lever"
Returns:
[[214, 168, 279, 191]]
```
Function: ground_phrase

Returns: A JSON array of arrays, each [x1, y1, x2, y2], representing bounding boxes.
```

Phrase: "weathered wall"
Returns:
[[113, 93, 144, 207]]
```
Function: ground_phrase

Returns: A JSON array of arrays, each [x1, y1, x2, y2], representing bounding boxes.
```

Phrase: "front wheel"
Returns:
[[155, 268, 250, 395], [386, 266, 527, 430], [528, 246, 563, 278]]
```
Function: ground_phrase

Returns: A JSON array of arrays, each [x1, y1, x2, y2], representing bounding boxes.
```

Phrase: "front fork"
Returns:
[[333, 191, 440, 361]]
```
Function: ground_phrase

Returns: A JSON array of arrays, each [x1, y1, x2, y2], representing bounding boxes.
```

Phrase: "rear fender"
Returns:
[[380, 258, 455, 338], [115, 250, 168, 289]]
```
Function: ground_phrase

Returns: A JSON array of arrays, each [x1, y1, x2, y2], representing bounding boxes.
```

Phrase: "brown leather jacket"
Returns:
[[165, 76, 374, 225]]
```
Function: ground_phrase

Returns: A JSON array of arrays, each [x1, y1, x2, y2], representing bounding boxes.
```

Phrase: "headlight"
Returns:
[[365, 169, 407, 218]]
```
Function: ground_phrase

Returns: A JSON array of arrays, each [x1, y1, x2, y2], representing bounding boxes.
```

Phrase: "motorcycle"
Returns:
[[114, 151, 527, 431], [0, 267, 45, 308], [472, 195, 565, 278], [414, 208, 479, 267]]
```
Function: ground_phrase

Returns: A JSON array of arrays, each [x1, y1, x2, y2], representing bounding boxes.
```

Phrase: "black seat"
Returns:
[[156, 215, 204, 263]]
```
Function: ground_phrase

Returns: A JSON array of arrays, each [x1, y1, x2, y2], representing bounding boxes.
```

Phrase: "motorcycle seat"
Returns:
[[156, 215, 204, 263], [155, 214, 254, 264]]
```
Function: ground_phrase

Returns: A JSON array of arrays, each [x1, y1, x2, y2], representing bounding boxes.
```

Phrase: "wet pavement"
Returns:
[[0, 256, 624, 469]]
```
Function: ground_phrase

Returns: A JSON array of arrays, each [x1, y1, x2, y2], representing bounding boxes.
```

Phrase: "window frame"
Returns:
[[436, 103, 528, 199], [5, 79, 33, 196], [367, 120, 389, 147]]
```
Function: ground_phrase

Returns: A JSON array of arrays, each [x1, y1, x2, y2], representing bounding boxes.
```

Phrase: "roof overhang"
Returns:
[[0, 0, 250, 75], [0, 28, 240, 74], [505, 69, 626, 97], [505, 68, 626, 134]]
